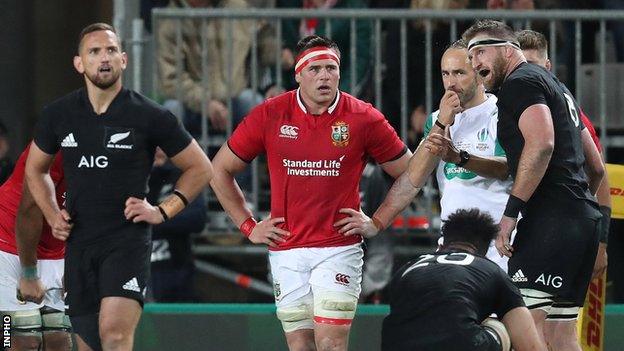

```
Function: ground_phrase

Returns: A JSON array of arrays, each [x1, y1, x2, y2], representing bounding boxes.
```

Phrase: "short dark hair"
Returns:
[[295, 35, 340, 60], [517, 29, 548, 57], [462, 19, 517, 43], [447, 38, 468, 51], [77, 23, 119, 53], [441, 208, 498, 255]]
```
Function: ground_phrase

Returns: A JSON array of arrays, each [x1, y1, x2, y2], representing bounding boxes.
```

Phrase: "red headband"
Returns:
[[294, 46, 340, 74]]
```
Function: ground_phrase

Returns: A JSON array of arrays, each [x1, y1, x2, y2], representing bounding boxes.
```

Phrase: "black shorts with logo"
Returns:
[[508, 207, 601, 306], [64, 235, 151, 316]]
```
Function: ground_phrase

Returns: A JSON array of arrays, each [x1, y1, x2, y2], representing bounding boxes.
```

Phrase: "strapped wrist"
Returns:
[[372, 216, 385, 232], [158, 192, 188, 220], [240, 217, 257, 237], [21, 266, 39, 280], [599, 206, 611, 243], [503, 194, 526, 219]]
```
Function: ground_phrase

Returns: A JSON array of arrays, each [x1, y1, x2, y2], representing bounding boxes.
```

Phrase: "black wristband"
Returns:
[[157, 205, 169, 221], [503, 194, 526, 218], [599, 206, 611, 243], [173, 190, 189, 207], [456, 150, 470, 167], [434, 119, 447, 130]]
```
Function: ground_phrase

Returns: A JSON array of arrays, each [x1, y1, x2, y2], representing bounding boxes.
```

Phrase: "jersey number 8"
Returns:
[[563, 93, 580, 128]]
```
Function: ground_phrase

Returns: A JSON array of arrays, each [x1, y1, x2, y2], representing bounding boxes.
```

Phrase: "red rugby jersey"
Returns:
[[580, 109, 602, 152], [228, 90, 406, 250], [0, 144, 65, 259]]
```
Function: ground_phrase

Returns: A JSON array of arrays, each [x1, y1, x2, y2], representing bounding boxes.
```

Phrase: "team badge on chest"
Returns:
[[331, 121, 349, 147]]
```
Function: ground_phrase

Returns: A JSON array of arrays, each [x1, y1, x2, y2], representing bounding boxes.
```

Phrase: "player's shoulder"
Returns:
[[338, 92, 386, 123], [125, 89, 171, 115], [42, 88, 84, 114]]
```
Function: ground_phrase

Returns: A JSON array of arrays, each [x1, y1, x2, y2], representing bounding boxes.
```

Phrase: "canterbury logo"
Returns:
[[61, 133, 78, 147], [335, 273, 350, 285], [511, 269, 528, 283], [108, 131, 131, 144], [279, 125, 299, 139]]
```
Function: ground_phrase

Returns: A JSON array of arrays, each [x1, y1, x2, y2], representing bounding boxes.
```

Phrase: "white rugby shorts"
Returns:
[[0, 250, 65, 312]]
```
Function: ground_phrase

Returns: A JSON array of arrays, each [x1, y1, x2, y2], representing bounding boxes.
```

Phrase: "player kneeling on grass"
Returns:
[[381, 208, 547, 351]]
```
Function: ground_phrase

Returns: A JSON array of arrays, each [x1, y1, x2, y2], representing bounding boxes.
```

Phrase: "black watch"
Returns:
[[456, 150, 470, 167]]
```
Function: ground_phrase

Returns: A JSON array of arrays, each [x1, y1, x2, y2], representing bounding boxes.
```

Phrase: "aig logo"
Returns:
[[279, 125, 299, 139], [78, 155, 108, 168], [535, 273, 563, 288]]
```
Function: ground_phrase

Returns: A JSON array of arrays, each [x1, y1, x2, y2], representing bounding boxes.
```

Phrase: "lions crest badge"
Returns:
[[331, 121, 349, 147]]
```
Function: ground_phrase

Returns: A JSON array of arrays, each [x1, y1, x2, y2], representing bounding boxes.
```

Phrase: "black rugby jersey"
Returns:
[[34, 88, 192, 245], [382, 251, 524, 351], [496, 63, 598, 214]]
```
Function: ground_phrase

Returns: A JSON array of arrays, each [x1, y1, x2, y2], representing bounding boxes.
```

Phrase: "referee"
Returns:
[[25, 23, 212, 351], [463, 20, 603, 350]]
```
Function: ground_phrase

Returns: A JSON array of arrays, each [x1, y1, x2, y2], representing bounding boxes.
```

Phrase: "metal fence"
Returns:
[[141, 8, 624, 238]]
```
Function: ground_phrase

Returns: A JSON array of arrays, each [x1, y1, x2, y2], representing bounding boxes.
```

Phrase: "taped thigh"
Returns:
[[545, 301, 580, 321], [41, 306, 72, 333], [313, 290, 358, 326], [4, 309, 42, 337], [521, 288, 555, 314], [276, 303, 314, 333]]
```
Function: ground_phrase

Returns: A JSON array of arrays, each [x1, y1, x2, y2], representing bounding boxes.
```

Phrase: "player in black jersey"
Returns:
[[517, 29, 612, 351], [463, 20, 603, 350], [25, 23, 213, 351], [382, 208, 546, 351]]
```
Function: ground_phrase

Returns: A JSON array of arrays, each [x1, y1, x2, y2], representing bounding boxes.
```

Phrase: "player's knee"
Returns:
[[11, 335, 42, 351], [99, 322, 129, 347], [313, 291, 357, 326], [482, 317, 511, 351], [544, 318, 580, 350], [43, 332, 72, 351], [276, 303, 314, 333], [40, 307, 72, 350]]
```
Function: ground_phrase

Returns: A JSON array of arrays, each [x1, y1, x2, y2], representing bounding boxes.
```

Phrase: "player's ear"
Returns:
[[121, 51, 128, 70], [545, 58, 552, 71], [295, 72, 302, 84], [73, 55, 85, 74]]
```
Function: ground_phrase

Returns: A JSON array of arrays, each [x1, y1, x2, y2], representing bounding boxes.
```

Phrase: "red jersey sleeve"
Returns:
[[227, 104, 267, 163], [580, 109, 602, 152], [365, 107, 407, 163]]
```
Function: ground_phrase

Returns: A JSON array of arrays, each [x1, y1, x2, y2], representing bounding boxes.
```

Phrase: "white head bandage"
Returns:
[[467, 37, 521, 52]]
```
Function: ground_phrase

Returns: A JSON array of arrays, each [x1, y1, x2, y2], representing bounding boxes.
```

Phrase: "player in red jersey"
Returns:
[[211, 35, 411, 350], [0, 143, 71, 350]]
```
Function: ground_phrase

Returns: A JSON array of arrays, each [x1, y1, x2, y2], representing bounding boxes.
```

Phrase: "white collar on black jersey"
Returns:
[[296, 88, 341, 115]]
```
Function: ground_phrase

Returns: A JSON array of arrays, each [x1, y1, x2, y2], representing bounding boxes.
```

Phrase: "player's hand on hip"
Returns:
[[51, 209, 73, 241], [124, 197, 163, 225], [248, 217, 290, 247], [334, 208, 379, 238], [437, 90, 463, 126], [495, 215, 517, 257], [18, 277, 46, 304], [592, 242, 608, 280]]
